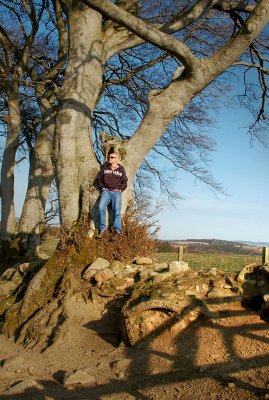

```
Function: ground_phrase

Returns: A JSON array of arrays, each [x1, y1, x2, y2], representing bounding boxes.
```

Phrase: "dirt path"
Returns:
[[0, 299, 269, 400]]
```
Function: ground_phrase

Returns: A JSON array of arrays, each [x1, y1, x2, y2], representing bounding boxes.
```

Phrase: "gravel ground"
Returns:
[[0, 300, 268, 400]]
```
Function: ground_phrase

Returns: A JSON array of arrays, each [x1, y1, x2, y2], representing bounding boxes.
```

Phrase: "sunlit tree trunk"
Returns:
[[18, 87, 56, 253], [0, 82, 20, 240], [55, 5, 103, 229]]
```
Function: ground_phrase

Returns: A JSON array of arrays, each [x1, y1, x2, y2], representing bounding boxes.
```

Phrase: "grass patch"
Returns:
[[153, 252, 261, 273]]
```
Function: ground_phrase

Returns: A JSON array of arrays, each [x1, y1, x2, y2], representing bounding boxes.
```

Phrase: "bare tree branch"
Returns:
[[81, 0, 198, 70]]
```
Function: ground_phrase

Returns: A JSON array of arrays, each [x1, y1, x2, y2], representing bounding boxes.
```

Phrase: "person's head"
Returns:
[[108, 153, 119, 164]]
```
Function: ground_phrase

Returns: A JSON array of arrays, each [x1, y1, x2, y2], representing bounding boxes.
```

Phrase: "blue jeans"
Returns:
[[98, 189, 122, 233]]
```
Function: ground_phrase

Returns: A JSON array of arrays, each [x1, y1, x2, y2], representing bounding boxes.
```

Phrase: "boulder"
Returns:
[[240, 264, 269, 317], [95, 268, 114, 285], [237, 263, 258, 283], [63, 368, 96, 386], [153, 272, 172, 284], [134, 257, 153, 265], [1, 355, 25, 370], [168, 261, 189, 274], [90, 257, 110, 271], [83, 257, 111, 281], [4, 380, 43, 395], [83, 268, 97, 282], [152, 262, 168, 271], [110, 260, 125, 274]]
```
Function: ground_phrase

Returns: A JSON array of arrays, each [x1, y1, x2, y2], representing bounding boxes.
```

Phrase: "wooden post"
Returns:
[[262, 247, 269, 264], [178, 246, 183, 261]]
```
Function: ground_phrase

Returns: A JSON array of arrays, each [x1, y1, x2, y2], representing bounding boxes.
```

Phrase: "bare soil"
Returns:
[[0, 297, 268, 400]]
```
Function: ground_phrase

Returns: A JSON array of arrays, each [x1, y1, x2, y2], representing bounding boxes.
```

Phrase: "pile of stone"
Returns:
[[82, 256, 242, 344], [1, 255, 268, 346], [238, 263, 269, 321], [82, 255, 269, 344], [82, 256, 195, 296]]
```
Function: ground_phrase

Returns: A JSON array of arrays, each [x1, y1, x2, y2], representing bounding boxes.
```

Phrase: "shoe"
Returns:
[[110, 231, 121, 241], [96, 230, 105, 239]]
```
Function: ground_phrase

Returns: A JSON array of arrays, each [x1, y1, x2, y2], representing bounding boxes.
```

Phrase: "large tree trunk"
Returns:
[[55, 5, 102, 229], [0, 82, 20, 241], [18, 88, 56, 255]]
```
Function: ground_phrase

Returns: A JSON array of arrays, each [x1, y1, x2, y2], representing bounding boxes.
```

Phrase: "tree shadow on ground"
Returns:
[[1, 294, 269, 400]]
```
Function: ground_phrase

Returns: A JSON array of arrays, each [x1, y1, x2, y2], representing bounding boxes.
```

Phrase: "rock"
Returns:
[[100, 276, 135, 293], [195, 283, 210, 294], [63, 369, 96, 386], [152, 263, 168, 271], [95, 268, 114, 285], [207, 268, 218, 276], [83, 258, 111, 281], [139, 269, 157, 281], [90, 257, 110, 271], [4, 379, 43, 395], [110, 260, 125, 274], [1, 355, 25, 370], [207, 288, 237, 301], [83, 268, 98, 282], [18, 261, 40, 274], [168, 261, 189, 274], [153, 272, 172, 284], [237, 264, 258, 282], [114, 277, 134, 291], [111, 358, 132, 374], [115, 268, 138, 279], [134, 257, 153, 265]]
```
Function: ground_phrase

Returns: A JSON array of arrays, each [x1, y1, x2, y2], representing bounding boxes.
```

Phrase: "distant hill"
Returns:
[[163, 238, 267, 255], [237, 240, 269, 247]]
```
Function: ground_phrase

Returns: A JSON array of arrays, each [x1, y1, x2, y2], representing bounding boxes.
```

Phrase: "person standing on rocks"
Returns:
[[96, 153, 128, 240]]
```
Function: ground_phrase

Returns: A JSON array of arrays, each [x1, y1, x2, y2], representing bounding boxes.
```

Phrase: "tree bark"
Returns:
[[18, 88, 56, 253], [0, 82, 21, 240], [55, 5, 102, 229]]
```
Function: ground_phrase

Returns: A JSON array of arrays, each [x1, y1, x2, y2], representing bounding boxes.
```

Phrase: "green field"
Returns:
[[153, 252, 261, 273]]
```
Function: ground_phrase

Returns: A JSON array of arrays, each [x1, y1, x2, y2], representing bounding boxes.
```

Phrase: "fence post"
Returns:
[[262, 247, 269, 264], [178, 246, 184, 261]]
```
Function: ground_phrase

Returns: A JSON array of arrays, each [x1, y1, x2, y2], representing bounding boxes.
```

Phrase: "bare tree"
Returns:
[[54, 0, 268, 233], [18, 0, 68, 254], [0, 0, 68, 254], [0, 0, 44, 240]]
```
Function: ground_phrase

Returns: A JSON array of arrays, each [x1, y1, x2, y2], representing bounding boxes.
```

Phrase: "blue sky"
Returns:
[[157, 105, 269, 242]]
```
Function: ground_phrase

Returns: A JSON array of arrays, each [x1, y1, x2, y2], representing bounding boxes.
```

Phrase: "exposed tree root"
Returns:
[[0, 222, 97, 350]]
